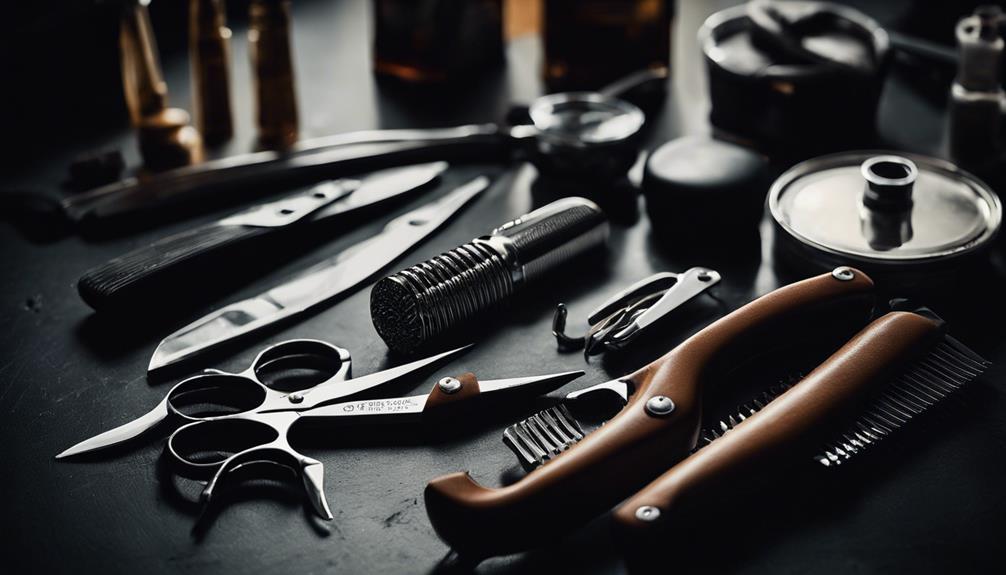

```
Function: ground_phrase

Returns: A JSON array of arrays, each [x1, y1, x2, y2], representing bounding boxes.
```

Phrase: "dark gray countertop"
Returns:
[[3, 0, 1005, 573]]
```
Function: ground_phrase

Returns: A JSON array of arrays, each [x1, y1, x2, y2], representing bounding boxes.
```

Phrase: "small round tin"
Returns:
[[769, 151, 1002, 294]]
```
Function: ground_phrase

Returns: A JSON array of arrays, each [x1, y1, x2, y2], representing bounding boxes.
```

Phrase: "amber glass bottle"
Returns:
[[543, 0, 674, 92], [372, 0, 504, 84]]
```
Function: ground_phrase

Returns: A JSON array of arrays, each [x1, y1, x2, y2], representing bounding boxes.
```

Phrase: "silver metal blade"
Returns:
[[479, 370, 585, 395], [55, 397, 169, 458], [302, 393, 429, 420], [312, 162, 448, 220], [149, 177, 489, 373]]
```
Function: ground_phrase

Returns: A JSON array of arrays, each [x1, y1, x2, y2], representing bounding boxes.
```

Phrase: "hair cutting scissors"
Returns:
[[57, 339, 583, 519]]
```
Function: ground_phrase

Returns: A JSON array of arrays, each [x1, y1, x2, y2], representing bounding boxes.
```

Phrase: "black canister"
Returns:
[[699, 2, 890, 158]]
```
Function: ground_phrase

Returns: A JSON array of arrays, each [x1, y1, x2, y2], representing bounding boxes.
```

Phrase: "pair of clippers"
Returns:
[[424, 267, 990, 561]]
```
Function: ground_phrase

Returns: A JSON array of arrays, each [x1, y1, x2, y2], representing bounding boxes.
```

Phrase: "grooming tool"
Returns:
[[61, 68, 658, 230], [371, 197, 609, 355], [769, 151, 1002, 295], [642, 137, 769, 235], [700, 2, 889, 156], [190, 0, 233, 145], [424, 267, 876, 559], [77, 162, 447, 312], [552, 267, 722, 357], [948, 6, 1005, 171], [57, 338, 582, 520], [119, 0, 202, 171], [148, 176, 488, 374], [250, 0, 298, 149], [612, 309, 990, 546]]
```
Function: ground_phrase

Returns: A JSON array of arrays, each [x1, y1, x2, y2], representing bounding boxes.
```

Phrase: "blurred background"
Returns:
[[3, 0, 997, 177]]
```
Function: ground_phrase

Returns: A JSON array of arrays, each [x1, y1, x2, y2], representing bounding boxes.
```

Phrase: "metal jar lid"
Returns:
[[769, 151, 1002, 267]]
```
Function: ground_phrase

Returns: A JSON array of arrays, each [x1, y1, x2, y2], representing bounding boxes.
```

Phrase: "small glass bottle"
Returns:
[[372, 0, 504, 84], [543, 0, 674, 92]]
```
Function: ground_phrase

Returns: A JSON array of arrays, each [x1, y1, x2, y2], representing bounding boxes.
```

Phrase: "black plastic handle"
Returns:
[[77, 223, 271, 312]]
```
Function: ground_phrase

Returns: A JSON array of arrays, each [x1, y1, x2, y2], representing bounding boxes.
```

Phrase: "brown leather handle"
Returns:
[[611, 311, 943, 545], [424, 269, 876, 559], [423, 373, 481, 414]]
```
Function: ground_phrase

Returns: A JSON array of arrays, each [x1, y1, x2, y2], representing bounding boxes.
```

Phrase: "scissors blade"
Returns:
[[149, 177, 489, 374], [55, 398, 169, 458], [478, 370, 586, 396]]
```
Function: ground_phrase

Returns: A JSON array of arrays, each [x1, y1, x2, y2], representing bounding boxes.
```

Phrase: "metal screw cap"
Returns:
[[832, 267, 855, 281], [438, 377, 462, 394], [288, 393, 304, 404], [635, 505, 661, 522], [645, 395, 675, 416]]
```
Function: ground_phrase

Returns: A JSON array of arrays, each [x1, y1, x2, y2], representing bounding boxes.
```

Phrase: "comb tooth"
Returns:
[[752, 398, 767, 410], [881, 389, 924, 416], [536, 412, 571, 448], [727, 414, 740, 428], [503, 425, 545, 469], [719, 420, 730, 433], [527, 417, 562, 456], [942, 337, 992, 368], [541, 413, 575, 451], [859, 414, 892, 436], [551, 405, 585, 440], [899, 374, 945, 403], [902, 370, 953, 398], [931, 347, 983, 377], [814, 336, 988, 469]]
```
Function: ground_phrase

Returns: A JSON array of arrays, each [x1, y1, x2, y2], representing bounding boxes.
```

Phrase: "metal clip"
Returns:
[[553, 267, 721, 357]]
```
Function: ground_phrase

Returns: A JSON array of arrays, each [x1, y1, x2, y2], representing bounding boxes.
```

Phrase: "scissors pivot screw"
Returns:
[[288, 393, 305, 404], [438, 377, 463, 394], [635, 505, 661, 522], [645, 396, 675, 417]]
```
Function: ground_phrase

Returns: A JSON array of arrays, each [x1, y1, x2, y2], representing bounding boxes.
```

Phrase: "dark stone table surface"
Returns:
[[2, 0, 1005, 573]]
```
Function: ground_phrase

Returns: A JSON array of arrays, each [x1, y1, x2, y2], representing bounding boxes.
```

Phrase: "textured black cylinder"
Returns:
[[370, 197, 609, 354]]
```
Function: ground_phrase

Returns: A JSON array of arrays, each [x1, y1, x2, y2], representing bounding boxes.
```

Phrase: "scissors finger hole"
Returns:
[[169, 419, 279, 473], [167, 374, 266, 420], [254, 341, 349, 392]]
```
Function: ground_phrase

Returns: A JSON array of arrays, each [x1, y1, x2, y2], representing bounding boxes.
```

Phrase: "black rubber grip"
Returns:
[[77, 223, 271, 312]]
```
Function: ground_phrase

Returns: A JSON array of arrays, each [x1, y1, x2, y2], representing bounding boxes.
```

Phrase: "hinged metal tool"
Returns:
[[552, 267, 721, 357]]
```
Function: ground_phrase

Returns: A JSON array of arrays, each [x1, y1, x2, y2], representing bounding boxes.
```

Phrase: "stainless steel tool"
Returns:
[[61, 68, 661, 229], [370, 197, 609, 355], [57, 338, 584, 520], [147, 175, 489, 374], [552, 267, 722, 357], [77, 162, 447, 312]]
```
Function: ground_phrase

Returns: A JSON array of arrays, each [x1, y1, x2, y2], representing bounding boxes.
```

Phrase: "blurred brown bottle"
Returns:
[[120, 0, 202, 172], [372, 0, 504, 84], [543, 0, 674, 92], [250, 0, 299, 149], [190, 0, 234, 145]]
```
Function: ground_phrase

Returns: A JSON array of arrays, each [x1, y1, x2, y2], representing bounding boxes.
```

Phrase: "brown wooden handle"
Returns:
[[611, 311, 943, 545], [424, 269, 876, 559]]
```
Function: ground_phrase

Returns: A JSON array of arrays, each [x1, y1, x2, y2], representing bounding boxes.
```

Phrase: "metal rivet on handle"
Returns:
[[288, 393, 304, 404], [832, 267, 855, 281], [635, 505, 661, 522], [438, 377, 462, 394], [645, 396, 675, 417]]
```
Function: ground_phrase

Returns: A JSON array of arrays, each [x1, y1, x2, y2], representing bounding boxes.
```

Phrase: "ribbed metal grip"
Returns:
[[371, 197, 608, 353]]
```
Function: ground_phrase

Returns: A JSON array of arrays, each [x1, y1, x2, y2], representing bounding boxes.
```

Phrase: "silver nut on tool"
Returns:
[[832, 267, 855, 281], [438, 377, 462, 394], [645, 395, 675, 416], [635, 505, 661, 522], [288, 392, 305, 404]]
